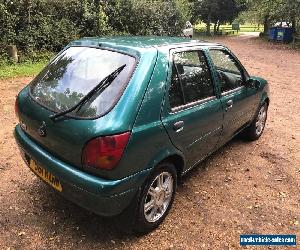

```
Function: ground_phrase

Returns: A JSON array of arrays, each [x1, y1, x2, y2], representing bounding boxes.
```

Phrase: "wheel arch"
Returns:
[[260, 92, 270, 106], [260, 85, 270, 106], [147, 149, 186, 181], [264, 97, 270, 106], [160, 154, 185, 178]]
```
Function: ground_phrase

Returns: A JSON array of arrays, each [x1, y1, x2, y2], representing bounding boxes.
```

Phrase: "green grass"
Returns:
[[194, 23, 264, 34], [0, 61, 47, 79], [239, 27, 263, 32]]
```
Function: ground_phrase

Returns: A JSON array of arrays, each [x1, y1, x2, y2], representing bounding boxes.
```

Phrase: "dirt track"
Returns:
[[0, 36, 299, 250]]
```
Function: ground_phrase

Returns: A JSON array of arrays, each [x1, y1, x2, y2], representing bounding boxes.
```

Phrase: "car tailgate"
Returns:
[[17, 88, 100, 168]]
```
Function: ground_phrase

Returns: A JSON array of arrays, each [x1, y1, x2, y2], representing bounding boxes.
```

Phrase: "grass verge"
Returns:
[[194, 23, 263, 34], [0, 61, 47, 79]]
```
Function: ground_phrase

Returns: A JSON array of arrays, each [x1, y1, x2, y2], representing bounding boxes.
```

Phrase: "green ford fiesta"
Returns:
[[14, 36, 269, 233]]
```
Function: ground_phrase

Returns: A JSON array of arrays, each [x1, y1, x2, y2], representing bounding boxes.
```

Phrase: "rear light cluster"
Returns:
[[82, 132, 131, 170]]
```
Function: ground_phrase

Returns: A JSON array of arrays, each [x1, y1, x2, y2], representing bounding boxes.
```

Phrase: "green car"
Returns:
[[14, 36, 269, 233]]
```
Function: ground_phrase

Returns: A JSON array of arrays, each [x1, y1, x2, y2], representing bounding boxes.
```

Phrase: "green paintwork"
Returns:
[[14, 36, 269, 216]]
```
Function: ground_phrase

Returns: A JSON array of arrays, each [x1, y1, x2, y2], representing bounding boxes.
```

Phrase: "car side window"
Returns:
[[209, 49, 244, 93], [169, 50, 215, 109]]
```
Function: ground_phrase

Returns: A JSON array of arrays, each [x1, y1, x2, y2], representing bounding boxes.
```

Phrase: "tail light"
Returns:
[[82, 132, 131, 170]]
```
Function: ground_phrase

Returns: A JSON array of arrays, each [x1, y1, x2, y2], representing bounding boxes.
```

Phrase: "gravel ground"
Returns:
[[0, 36, 299, 250]]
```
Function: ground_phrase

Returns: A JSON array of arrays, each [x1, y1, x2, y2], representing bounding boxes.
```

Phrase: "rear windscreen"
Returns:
[[30, 47, 136, 119]]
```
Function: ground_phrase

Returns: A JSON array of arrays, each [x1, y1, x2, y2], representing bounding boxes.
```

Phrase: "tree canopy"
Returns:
[[191, 0, 299, 35], [241, 0, 300, 33], [0, 0, 190, 54], [0, 0, 299, 59], [191, 0, 247, 35]]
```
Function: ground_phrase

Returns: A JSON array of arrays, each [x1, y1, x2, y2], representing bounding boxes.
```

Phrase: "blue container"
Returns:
[[276, 27, 293, 43], [269, 27, 277, 41]]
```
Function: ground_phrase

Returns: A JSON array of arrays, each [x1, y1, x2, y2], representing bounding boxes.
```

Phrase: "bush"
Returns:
[[0, 0, 189, 61]]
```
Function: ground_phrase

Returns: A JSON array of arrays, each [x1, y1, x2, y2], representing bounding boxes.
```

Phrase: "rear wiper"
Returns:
[[49, 64, 126, 121]]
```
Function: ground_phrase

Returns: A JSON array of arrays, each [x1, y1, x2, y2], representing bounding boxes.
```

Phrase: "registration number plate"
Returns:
[[29, 160, 62, 192]]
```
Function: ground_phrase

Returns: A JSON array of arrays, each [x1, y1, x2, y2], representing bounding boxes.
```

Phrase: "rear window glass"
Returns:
[[30, 47, 136, 118]]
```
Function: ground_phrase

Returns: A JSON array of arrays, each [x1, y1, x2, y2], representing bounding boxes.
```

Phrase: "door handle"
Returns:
[[226, 100, 233, 111], [173, 121, 184, 132]]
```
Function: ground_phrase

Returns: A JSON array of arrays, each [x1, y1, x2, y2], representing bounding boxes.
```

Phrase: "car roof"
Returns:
[[72, 36, 221, 50]]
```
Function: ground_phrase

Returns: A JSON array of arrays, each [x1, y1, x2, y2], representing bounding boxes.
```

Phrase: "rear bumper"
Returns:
[[14, 125, 150, 216]]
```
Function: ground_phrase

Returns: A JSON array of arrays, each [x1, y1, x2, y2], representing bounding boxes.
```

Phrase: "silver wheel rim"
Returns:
[[255, 105, 267, 135], [144, 172, 174, 223]]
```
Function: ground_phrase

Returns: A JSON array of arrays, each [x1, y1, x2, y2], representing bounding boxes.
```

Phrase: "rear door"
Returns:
[[161, 48, 223, 168], [207, 49, 258, 141]]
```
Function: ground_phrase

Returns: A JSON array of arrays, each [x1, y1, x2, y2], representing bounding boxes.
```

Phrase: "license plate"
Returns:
[[29, 160, 62, 192]]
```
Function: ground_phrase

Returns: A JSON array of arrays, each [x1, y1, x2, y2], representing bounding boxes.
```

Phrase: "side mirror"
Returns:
[[245, 78, 261, 89]]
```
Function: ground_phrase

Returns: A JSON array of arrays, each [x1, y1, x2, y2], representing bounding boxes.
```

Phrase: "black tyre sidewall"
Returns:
[[247, 102, 268, 140], [134, 162, 177, 234]]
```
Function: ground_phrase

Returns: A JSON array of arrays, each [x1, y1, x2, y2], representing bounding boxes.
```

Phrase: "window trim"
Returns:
[[171, 96, 217, 114], [173, 63, 186, 104], [221, 86, 245, 97], [168, 48, 217, 112]]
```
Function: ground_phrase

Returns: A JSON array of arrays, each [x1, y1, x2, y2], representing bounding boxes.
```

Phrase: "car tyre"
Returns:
[[132, 162, 177, 234], [244, 102, 268, 141]]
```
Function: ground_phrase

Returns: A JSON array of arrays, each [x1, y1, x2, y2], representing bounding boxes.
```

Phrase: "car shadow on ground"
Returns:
[[31, 184, 135, 242], [29, 135, 247, 244], [178, 135, 245, 186]]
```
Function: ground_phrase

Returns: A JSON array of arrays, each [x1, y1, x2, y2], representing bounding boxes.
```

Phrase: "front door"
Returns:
[[161, 49, 223, 169], [207, 49, 258, 141]]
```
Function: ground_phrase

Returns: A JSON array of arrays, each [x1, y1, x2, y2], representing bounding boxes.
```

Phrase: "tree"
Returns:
[[193, 0, 218, 35], [246, 0, 300, 34], [191, 0, 246, 35], [0, 0, 190, 57], [281, 0, 300, 33]]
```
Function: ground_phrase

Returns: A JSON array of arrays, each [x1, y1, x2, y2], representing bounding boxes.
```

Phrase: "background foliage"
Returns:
[[191, 0, 300, 35], [190, 0, 247, 34], [0, 0, 190, 60], [0, 0, 299, 64], [240, 0, 300, 34]]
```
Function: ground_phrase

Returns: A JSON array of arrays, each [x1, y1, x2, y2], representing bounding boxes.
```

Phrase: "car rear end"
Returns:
[[14, 41, 158, 216]]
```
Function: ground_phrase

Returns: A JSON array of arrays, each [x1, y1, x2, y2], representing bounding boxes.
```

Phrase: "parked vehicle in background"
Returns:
[[14, 36, 269, 233], [183, 21, 193, 38], [274, 22, 291, 27]]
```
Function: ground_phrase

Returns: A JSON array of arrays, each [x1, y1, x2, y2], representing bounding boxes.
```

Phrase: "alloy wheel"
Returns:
[[144, 172, 174, 223], [255, 105, 267, 136]]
